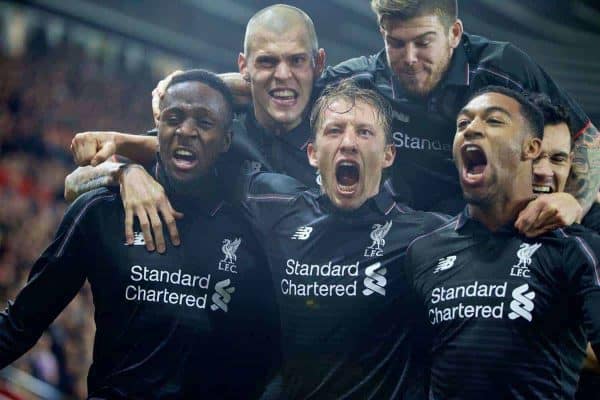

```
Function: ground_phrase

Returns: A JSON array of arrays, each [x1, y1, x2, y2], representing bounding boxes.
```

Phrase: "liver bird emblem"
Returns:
[[222, 238, 242, 263], [368, 221, 393, 250]]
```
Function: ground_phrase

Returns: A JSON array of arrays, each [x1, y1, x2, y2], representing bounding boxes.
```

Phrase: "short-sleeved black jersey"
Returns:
[[242, 172, 448, 399], [0, 182, 278, 399], [319, 33, 592, 214], [405, 209, 600, 400]]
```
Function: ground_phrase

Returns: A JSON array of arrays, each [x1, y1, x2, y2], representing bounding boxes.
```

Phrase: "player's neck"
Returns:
[[254, 110, 302, 136], [468, 196, 531, 232]]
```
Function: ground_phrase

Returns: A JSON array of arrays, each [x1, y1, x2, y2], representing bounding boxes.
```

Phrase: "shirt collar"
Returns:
[[455, 206, 519, 235], [246, 107, 313, 151], [317, 184, 402, 219], [442, 37, 470, 87], [154, 158, 225, 216]]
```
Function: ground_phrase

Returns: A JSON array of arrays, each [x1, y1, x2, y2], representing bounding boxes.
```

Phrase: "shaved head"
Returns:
[[244, 4, 318, 57]]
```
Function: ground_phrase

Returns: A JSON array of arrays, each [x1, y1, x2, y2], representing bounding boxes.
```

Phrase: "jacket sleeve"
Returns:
[[561, 231, 600, 354], [0, 193, 98, 367]]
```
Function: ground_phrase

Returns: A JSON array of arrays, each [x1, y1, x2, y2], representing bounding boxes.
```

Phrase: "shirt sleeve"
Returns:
[[562, 232, 600, 350], [239, 172, 306, 236], [317, 54, 379, 91], [0, 194, 95, 367]]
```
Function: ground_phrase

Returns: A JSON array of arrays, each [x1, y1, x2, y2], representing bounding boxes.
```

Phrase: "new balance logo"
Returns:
[[434, 255, 457, 274], [210, 279, 235, 312], [508, 283, 535, 322], [363, 262, 387, 296], [124, 232, 145, 246], [292, 226, 313, 240]]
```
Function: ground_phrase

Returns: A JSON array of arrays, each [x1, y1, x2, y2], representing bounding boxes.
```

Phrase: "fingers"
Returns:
[[124, 207, 134, 245], [515, 201, 543, 234], [136, 205, 156, 252], [148, 207, 166, 254], [152, 70, 184, 124], [91, 141, 117, 166], [71, 132, 98, 166], [158, 202, 182, 247]]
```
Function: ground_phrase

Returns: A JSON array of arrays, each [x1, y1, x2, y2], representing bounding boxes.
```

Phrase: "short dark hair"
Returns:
[[371, 0, 458, 29], [310, 79, 393, 144], [164, 69, 235, 129], [466, 85, 544, 140], [530, 93, 573, 150]]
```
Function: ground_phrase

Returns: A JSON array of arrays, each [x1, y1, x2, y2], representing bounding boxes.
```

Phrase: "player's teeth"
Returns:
[[272, 90, 295, 97], [533, 185, 550, 193], [175, 149, 193, 157]]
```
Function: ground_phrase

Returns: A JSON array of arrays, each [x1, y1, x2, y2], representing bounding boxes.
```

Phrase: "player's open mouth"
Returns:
[[172, 147, 199, 171], [269, 88, 298, 106], [335, 160, 360, 195], [533, 185, 553, 194], [460, 144, 487, 186]]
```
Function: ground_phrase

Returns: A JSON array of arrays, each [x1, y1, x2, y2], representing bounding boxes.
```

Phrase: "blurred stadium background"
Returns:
[[0, 0, 598, 398]]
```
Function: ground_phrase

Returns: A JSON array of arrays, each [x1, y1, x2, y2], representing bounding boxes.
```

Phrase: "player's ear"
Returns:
[[238, 52, 248, 79], [314, 48, 326, 77], [448, 19, 463, 49], [307, 142, 319, 168], [383, 143, 396, 168], [523, 136, 542, 161], [221, 129, 232, 154]]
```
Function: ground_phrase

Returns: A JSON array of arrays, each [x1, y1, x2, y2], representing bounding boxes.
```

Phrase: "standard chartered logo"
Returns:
[[362, 262, 387, 296], [210, 279, 236, 312], [508, 283, 535, 322]]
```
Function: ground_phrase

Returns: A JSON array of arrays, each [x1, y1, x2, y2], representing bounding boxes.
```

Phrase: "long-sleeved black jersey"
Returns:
[[319, 33, 593, 214], [242, 172, 448, 399], [405, 209, 600, 400], [0, 185, 278, 399]]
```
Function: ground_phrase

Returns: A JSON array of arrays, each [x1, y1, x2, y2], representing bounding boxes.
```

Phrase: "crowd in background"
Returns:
[[0, 25, 156, 398]]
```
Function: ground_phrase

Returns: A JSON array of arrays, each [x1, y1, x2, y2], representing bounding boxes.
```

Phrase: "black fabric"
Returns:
[[0, 179, 278, 399], [216, 109, 319, 194], [319, 33, 592, 214], [242, 172, 449, 399], [583, 202, 600, 234], [404, 210, 600, 399]]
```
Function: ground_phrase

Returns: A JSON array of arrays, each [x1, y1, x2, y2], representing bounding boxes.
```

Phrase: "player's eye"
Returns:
[[487, 118, 504, 125], [291, 55, 307, 66], [457, 119, 470, 130], [256, 57, 277, 68]]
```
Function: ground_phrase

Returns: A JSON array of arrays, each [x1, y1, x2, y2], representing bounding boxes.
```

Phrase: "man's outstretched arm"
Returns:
[[64, 132, 158, 202]]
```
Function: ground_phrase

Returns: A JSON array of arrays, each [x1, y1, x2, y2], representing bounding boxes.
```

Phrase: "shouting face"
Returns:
[[308, 98, 395, 210], [157, 81, 231, 187]]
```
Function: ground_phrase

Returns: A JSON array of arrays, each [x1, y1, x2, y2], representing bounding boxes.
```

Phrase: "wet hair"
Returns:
[[371, 0, 458, 30], [310, 79, 393, 144], [529, 93, 573, 150], [164, 69, 234, 129], [465, 85, 544, 140], [244, 4, 318, 59]]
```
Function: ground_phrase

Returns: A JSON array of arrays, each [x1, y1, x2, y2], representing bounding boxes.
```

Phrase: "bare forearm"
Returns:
[[64, 162, 124, 202], [114, 134, 158, 166], [565, 123, 600, 214]]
